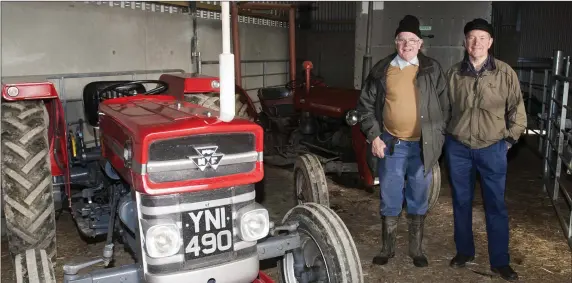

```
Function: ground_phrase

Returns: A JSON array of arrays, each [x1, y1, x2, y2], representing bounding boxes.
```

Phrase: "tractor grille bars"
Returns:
[[146, 133, 258, 183], [138, 185, 257, 274]]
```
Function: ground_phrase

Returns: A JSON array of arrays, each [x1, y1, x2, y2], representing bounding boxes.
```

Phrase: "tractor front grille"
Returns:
[[138, 185, 257, 275], [146, 133, 258, 183]]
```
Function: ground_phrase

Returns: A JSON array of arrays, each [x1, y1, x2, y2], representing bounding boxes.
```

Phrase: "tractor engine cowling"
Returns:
[[98, 95, 267, 282]]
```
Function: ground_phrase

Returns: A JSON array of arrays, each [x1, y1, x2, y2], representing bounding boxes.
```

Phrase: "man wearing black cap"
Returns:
[[356, 15, 449, 268], [443, 18, 525, 281]]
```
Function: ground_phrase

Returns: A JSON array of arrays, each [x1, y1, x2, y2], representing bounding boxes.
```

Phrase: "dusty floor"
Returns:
[[2, 137, 571, 283]]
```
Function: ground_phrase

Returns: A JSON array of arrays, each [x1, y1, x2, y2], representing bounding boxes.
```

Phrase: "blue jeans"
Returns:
[[444, 135, 510, 268], [378, 132, 433, 217]]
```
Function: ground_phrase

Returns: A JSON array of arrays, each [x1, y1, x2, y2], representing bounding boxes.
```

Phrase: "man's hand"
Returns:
[[372, 136, 387, 158]]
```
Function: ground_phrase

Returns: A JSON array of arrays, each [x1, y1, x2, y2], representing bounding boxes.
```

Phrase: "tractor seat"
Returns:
[[257, 87, 296, 118], [257, 87, 292, 101], [82, 80, 146, 127]]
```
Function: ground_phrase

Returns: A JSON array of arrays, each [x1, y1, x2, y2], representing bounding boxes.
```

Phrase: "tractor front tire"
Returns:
[[13, 249, 56, 283], [293, 154, 329, 207], [1, 100, 57, 264], [278, 203, 364, 283]]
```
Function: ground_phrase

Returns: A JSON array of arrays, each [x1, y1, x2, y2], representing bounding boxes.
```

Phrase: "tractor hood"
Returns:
[[98, 95, 264, 195], [101, 95, 219, 127]]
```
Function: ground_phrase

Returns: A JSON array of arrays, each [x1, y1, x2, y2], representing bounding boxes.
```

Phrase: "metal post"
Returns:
[[0, 0, 4, 236], [540, 68, 549, 152], [262, 62, 266, 88], [566, 56, 572, 77], [554, 67, 569, 201], [61, 77, 67, 123], [544, 50, 564, 194], [527, 69, 534, 115], [361, 1, 373, 87]]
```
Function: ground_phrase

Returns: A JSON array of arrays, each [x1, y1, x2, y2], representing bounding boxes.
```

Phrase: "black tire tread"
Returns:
[[14, 249, 56, 283], [1, 100, 57, 264], [427, 162, 442, 212], [293, 154, 329, 207], [279, 203, 364, 283]]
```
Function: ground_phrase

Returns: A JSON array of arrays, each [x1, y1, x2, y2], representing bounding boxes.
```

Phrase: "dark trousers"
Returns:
[[444, 135, 510, 268], [378, 131, 433, 217]]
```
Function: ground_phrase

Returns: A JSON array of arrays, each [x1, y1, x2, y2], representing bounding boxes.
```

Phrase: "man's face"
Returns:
[[395, 32, 422, 61], [465, 29, 493, 58]]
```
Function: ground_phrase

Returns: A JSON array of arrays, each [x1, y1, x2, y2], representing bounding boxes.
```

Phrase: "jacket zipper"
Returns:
[[472, 73, 482, 145]]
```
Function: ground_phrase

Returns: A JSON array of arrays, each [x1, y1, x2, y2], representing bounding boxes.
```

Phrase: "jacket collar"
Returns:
[[460, 52, 496, 77], [391, 54, 419, 70], [370, 52, 433, 80]]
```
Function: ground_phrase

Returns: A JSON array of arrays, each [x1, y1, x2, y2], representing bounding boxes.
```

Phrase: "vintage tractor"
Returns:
[[230, 2, 442, 210], [0, 2, 364, 282]]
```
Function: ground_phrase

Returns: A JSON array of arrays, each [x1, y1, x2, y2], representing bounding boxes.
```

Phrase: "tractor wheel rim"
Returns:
[[282, 228, 329, 283]]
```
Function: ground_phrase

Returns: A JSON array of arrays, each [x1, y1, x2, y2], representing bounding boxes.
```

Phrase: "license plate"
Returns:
[[182, 205, 233, 260]]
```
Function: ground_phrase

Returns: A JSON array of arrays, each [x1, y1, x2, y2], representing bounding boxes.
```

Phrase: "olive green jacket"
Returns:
[[445, 55, 527, 149]]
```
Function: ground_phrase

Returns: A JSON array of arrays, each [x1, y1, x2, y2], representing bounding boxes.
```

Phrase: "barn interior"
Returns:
[[1, 1, 571, 283]]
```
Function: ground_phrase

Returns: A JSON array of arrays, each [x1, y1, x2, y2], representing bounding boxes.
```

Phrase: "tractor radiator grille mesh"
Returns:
[[138, 185, 257, 274], [147, 133, 257, 183]]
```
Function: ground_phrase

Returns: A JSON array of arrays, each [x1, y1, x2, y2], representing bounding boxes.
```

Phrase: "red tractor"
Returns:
[[231, 3, 442, 209], [0, 3, 363, 282]]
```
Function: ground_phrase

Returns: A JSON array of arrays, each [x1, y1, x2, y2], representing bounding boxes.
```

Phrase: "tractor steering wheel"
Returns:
[[284, 73, 326, 90], [97, 80, 169, 99]]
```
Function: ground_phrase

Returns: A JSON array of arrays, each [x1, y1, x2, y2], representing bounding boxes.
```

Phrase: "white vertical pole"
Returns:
[[218, 1, 235, 122]]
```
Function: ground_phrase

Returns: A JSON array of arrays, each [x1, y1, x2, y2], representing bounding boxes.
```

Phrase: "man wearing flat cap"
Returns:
[[356, 15, 449, 267], [443, 18, 525, 281]]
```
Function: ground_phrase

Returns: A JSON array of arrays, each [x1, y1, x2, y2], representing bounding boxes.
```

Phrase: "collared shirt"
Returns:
[[460, 53, 496, 77], [390, 54, 419, 70]]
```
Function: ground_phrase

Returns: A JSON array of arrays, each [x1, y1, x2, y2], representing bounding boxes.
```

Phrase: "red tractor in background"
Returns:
[[231, 2, 442, 210], [0, 3, 364, 283]]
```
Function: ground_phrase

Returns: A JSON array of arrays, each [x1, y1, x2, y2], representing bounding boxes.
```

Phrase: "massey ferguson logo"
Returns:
[[189, 146, 224, 171]]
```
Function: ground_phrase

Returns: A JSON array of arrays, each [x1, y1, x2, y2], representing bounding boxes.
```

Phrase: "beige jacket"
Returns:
[[445, 56, 527, 149]]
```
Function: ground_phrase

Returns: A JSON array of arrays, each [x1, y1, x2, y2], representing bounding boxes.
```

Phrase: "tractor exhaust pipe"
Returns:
[[219, 1, 235, 122]]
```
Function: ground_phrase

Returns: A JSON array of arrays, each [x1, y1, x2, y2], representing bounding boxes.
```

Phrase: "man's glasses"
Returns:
[[395, 38, 420, 45]]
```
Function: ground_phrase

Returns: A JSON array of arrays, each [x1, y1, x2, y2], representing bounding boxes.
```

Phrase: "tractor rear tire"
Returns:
[[427, 162, 442, 212], [278, 203, 364, 283], [184, 92, 254, 120], [293, 154, 329, 207], [13, 249, 56, 283], [1, 100, 57, 264], [401, 161, 442, 213]]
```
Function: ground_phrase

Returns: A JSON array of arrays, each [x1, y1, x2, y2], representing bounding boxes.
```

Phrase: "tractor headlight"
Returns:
[[211, 80, 220, 89], [145, 224, 181, 258], [345, 110, 359, 126], [238, 205, 270, 242]]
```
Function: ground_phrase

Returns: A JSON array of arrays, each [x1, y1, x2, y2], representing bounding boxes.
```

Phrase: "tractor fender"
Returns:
[[2, 82, 60, 101]]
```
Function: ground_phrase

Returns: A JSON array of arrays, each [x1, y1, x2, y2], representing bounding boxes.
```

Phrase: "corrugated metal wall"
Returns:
[[308, 1, 356, 32], [518, 2, 572, 58], [191, 1, 357, 87], [297, 1, 357, 88]]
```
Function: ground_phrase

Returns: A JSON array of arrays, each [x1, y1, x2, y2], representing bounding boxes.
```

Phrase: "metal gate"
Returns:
[[518, 50, 572, 249]]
